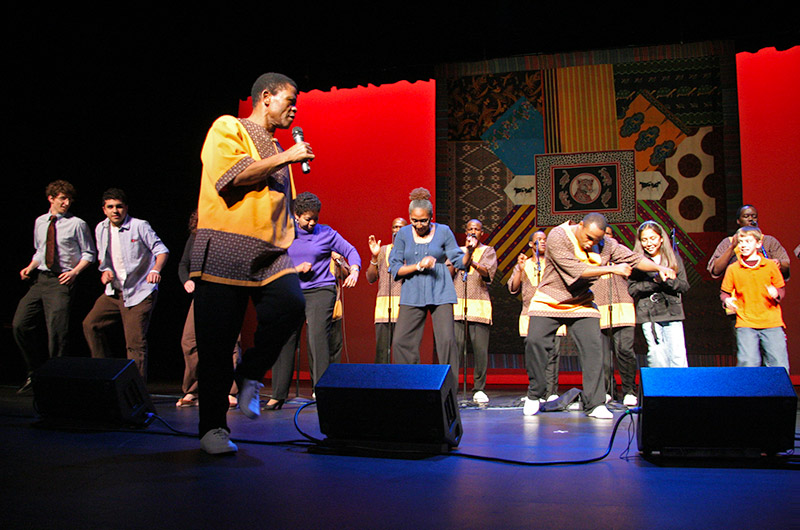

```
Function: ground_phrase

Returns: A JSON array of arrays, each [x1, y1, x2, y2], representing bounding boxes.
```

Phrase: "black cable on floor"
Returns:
[[149, 413, 315, 447], [294, 401, 324, 444], [449, 409, 638, 466], [22, 411, 317, 448], [290, 402, 648, 465], [9, 401, 798, 463]]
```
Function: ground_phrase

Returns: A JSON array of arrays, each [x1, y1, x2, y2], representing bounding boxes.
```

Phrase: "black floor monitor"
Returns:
[[315, 363, 462, 454], [638, 367, 796, 457], [32, 357, 156, 427]]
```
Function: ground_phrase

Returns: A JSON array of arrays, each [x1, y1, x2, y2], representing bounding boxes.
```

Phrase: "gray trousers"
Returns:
[[525, 316, 605, 413], [454, 321, 490, 391], [12, 271, 73, 374], [374, 322, 396, 363], [392, 304, 459, 387]]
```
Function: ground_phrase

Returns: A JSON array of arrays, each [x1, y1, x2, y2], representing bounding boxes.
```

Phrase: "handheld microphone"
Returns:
[[749, 220, 770, 257], [291, 126, 311, 174]]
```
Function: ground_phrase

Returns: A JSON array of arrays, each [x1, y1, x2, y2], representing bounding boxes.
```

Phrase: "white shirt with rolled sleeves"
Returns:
[[95, 215, 169, 307]]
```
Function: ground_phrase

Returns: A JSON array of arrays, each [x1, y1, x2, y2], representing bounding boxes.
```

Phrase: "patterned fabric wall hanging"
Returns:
[[436, 40, 739, 363], [534, 150, 637, 226]]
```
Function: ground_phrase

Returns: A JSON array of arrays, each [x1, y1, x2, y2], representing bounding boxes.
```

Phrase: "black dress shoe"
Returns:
[[264, 399, 285, 410], [17, 377, 33, 394]]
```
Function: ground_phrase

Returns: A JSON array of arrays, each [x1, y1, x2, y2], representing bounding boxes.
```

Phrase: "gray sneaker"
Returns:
[[200, 428, 238, 454], [239, 379, 264, 419]]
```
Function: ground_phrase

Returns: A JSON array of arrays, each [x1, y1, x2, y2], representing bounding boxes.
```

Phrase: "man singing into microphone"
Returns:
[[191, 72, 313, 454], [452, 219, 497, 404]]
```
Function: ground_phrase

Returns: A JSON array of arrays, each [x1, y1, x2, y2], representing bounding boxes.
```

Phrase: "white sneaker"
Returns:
[[567, 401, 582, 411], [522, 397, 540, 416], [605, 393, 612, 403], [546, 394, 559, 402], [623, 394, 638, 407], [473, 390, 489, 404], [588, 404, 614, 419], [238, 378, 263, 419], [200, 428, 238, 454]]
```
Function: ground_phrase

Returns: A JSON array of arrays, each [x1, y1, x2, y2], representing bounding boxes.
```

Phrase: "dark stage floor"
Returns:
[[2, 381, 797, 529]]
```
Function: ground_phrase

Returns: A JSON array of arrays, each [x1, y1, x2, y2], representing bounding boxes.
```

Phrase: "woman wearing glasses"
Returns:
[[389, 188, 472, 384]]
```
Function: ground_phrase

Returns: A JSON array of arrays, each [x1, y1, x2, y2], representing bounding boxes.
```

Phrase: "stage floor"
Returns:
[[2, 382, 797, 529]]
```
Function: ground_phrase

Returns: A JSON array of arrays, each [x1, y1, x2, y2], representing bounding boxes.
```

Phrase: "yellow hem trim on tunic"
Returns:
[[453, 298, 492, 322], [374, 295, 402, 321], [596, 303, 636, 328], [189, 268, 296, 288]]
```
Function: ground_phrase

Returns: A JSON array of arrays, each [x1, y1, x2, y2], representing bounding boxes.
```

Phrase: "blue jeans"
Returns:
[[642, 320, 687, 367], [736, 326, 790, 372]]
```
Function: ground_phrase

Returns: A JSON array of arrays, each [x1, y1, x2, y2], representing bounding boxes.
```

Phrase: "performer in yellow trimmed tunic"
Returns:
[[453, 219, 498, 404], [508, 230, 564, 401], [594, 226, 639, 407], [191, 72, 314, 455], [367, 218, 407, 363], [523, 214, 675, 419]]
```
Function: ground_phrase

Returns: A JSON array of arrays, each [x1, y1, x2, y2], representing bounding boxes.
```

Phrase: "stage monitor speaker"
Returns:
[[637, 367, 796, 457], [32, 357, 156, 426], [315, 364, 462, 452]]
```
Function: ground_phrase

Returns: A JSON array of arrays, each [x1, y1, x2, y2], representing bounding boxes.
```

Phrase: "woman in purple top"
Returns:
[[267, 192, 361, 408]]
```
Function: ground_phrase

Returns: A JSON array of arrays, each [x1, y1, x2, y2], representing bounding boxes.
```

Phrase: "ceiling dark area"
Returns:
[[12, 6, 798, 97], [5, 5, 796, 193], [277, 8, 798, 92]]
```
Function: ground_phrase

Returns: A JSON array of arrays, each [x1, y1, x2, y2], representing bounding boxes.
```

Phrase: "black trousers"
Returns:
[[546, 335, 563, 397], [194, 275, 305, 437], [525, 316, 605, 413], [601, 325, 637, 398]]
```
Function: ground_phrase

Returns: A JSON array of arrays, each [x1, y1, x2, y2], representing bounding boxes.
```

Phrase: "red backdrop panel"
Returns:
[[737, 46, 800, 375], [239, 80, 437, 372]]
